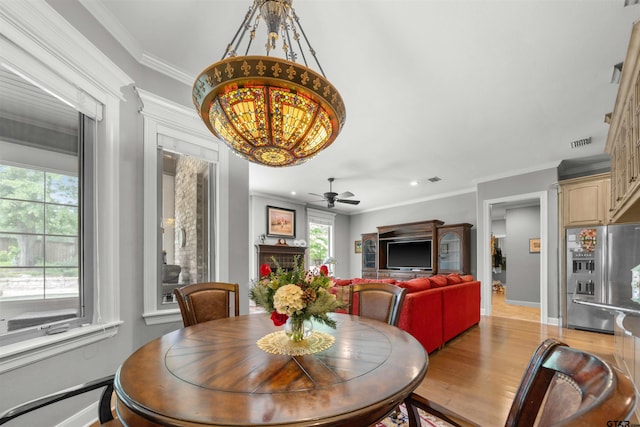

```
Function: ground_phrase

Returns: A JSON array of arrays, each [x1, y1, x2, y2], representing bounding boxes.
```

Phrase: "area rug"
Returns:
[[373, 403, 453, 427]]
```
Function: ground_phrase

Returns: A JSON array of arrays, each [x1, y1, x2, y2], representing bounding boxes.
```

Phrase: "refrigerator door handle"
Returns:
[[604, 230, 611, 304]]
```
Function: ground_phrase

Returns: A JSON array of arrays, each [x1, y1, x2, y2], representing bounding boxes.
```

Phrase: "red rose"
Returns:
[[270, 311, 288, 326], [319, 265, 329, 276], [260, 263, 272, 277]]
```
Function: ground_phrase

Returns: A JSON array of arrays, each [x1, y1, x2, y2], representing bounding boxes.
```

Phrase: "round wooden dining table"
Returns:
[[114, 313, 428, 426]]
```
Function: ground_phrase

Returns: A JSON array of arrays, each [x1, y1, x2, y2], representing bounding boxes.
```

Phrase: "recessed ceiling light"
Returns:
[[410, 181, 419, 186], [291, 191, 297, 195]]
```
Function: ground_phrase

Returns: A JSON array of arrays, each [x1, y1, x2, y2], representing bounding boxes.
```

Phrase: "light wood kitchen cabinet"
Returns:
[[605, 21, 640, 223], [559, 173, 610, 227]]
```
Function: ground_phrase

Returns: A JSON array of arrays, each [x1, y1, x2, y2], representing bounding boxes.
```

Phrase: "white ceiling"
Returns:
[[79, 0, 639, 213]]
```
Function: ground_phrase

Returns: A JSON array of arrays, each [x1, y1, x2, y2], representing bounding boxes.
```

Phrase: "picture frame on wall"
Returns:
[[267, 206, 296, 238], [354, 240, 362, 253], [529, 238, 541, 253]]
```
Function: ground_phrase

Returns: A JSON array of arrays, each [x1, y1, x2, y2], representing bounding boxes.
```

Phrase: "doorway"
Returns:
[[482, 191, 548, 324]]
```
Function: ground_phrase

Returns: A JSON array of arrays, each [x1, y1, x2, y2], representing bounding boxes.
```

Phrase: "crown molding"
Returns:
[[472, 160, 561, 185], [78, 0, 143, 61], [141, 52, 195, 86], [137, 88, 213, 140], [79, 0, 195, 86], [0, 1, 133, 103], [357, 187, 477, 215]]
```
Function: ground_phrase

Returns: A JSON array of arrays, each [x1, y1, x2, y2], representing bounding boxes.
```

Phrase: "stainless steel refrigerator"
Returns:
[[566, 223, 640, 333]]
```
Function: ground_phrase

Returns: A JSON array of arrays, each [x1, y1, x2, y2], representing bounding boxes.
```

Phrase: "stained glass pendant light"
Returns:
[[192, 0, 346, 167]]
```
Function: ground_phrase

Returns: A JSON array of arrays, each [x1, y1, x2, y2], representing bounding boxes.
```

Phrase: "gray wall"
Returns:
[[505, 206, 541, 306], [47, 0, 191, 106], [0, 3, 250, 425], [348, 191, 477, 279], [249, 195, 351, 279], [477, 167, 560, 319]]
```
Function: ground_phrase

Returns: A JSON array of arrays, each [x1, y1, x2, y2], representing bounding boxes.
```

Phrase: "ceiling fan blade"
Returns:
[[336, 199, 360, 205], [338, 191, 354, 198], [308, 192, 326, 199]]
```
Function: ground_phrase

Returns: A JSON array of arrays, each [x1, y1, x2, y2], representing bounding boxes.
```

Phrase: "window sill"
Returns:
[[0, 321, 122, 374], [142, 308, 182, 325]]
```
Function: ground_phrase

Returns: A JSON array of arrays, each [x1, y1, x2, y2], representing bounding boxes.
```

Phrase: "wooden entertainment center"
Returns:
[[362, 219, 471, 279]]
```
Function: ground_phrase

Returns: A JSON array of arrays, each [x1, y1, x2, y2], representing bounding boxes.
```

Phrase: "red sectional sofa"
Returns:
[[330, 274, 481, 353]]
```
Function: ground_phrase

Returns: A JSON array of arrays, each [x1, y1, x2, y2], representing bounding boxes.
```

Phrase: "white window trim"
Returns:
[[0, 0, 132, 373], [307, 208, 336, 226], [138, 89, 223, 325], [307, 208, 336, 269]]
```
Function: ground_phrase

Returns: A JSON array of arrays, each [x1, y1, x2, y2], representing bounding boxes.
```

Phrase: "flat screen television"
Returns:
[[386, 239, 432, 270]]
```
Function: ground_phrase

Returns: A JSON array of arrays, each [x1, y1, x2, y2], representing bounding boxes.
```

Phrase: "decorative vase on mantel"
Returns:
[[284, 316, 313, 342]]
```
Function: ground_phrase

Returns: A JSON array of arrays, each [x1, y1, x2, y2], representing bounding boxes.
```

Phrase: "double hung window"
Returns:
[[0, 69, 95, 344], [307, 209, 336, 275]]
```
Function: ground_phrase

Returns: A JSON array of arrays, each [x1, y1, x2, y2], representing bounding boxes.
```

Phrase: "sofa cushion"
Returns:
[[446, 274, 462, 285], [352, 277, 397, 285], [396, 277, 431, 293], [429, 275, 448, 288], [331, 278, 352, 287], [460, 274, 475, 282]]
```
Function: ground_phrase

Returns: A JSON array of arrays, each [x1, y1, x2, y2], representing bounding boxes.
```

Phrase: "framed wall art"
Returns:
[[267, 206, 296, 238], [354, 240, 362, 253], [529, 238, 541, 253]]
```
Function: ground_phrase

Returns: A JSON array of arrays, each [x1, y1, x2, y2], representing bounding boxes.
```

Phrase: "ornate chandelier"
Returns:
[[192, 0, 346, 167]]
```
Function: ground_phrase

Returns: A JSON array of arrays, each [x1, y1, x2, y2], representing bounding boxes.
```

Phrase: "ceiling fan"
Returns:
[[310, 178, 361, 208]]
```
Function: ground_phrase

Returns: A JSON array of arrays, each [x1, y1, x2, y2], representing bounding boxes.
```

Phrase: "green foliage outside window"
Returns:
[[309, 223, 329, 266], [0, 164, 79, 297]]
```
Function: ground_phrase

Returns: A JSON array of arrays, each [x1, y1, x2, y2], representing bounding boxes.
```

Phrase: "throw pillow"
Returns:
[[331, 278, 352, 287], [446, 274, 462, 285], [429, 275, 448, 287], [396, 277, 431, 293], [352, 277, 397, 285], [460, 274, 475, 282]]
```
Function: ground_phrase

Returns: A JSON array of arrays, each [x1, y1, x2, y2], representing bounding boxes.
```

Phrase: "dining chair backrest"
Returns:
[[348, 282, 407, 326], [0, 375, 120, 426], [404, 338, 637, 427], [505, 338, 636, 426], [173, 282, 240, 327]]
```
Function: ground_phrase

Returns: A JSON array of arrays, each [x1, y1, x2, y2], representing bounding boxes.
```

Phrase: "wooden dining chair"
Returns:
[[404, 338, 637, 427], [349, 282, 407, 326], [0, 374, 121, 426], [174, 282, 240, 327]]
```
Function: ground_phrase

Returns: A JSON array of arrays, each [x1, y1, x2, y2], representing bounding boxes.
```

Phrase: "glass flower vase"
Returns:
[[285, 316, 313, 342]]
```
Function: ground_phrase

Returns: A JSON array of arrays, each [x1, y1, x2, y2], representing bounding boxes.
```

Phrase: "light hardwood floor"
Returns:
[[413, 313, 619, 426], [491, 289, 540, 322]]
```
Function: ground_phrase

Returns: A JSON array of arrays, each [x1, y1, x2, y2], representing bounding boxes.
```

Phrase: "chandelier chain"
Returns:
[[287, 13, 307, 67], [222, 2, 259, 60], [290, 7, 325, 77], [246, 12, 262, 56], [282, 20, 298, 62]]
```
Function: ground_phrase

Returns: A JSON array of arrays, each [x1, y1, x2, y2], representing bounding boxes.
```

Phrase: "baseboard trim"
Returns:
[[505, 299, 540, 308], [54, 402, 96, 427]]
